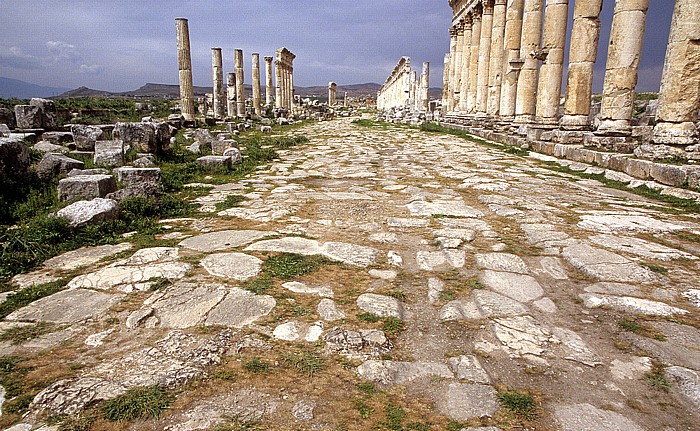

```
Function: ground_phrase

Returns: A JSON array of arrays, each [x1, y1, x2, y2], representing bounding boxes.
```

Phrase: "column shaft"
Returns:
[[447, 28, 458, 112], [561, 0, 603, 130], [535, 0, 569, 125], [452, 25, 465, 111], [597, 0, 650, 136], [477, 2, 494, 115], [421, 62, 430, 112], [226, 72, 237, 117], [275, 60, 283, 109], [442, 53, 451, 114], [468, 10, 482, 113], [487, 0, 508, 117], [500, 0, 525, 120], [653, 0, 700, 145], [234, 49, 245, 117], [211, 48, 225, 120], [458, 17, 473, 112], [175, 18, 195, 121], [252, 53, 262, 115], [514, 0, 544, 124], [265, 57, 274, 106]]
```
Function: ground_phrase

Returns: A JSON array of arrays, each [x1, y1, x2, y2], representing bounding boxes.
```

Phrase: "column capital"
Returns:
[[463, 14, 473, 26], [494, 0, 507, 5], [449, 26, 458, 36], [456, 21, 465, 35], [483, 0, 495, 13], [471, 4, 483, 19]]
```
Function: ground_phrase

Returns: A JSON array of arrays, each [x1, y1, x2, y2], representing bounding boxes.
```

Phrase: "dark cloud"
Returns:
[[0, 1, 675, 93]]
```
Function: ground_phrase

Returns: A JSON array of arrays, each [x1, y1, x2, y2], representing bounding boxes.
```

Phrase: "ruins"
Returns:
[[211, 48, 225, 120], [376, 57, 431, 122], [175, 18, 195, 122], [251, 53, 263, 116], [275, 48, 296, 111], [439, 0, 699, 160], [328, 82, 337, 106]]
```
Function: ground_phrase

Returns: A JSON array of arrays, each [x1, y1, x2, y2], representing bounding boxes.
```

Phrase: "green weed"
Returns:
[[355, 399, 374, 419], [498, 390, 538, 419], [215, 194, 248, 211], [0, 322, 59, 344], [281, 350, 325, 377], [242, 358, 272, 374], [102, 386, 174, 421], [381, 317, 405, 335], [262, 253, 331, 279], [0, 279, 67, 319], [240, 275, 274, 295], [357, 313, 382, 323]]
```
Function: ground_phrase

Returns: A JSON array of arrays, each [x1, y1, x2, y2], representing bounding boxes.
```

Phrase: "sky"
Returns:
[[0, 0, 676, 93]]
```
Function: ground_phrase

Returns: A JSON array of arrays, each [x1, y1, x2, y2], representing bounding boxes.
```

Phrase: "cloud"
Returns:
[[0, 45, 42, 69], [79, 64, 104, 74], [46, 40, 80, 62]]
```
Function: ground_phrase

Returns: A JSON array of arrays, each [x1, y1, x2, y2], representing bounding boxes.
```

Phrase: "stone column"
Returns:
[[234, 49, 245, 117], [175, 18, 195, 121], [514, 0, 545, 124], [226, 72, 237, 118], [535, 0, 569, 126], [561, 0, 603, 130], [265, 56, 274, 106], [447, 27, 458, 112], [344, 92, 348, 107], [597, 0, 650, 136], [458, 16, 473, 112], [252, 53, 262, 115], [289, 65, 295, 110], [442, 53, 451, 114], [211, 48, 225, 120], [500, 0, 525, 121], [275, 60, 283, 109], [421, 61, 430, 112], [653, 0, 700, 146], [476, 1, 495, 115], [452, 23, 465, 111], [468, 8, 482, 113], [328, 82, 337, 106], [487, 0, 508, 117], [412, 71, 419, 109]]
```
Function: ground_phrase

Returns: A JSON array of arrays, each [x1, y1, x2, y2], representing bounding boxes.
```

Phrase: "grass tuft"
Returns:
[[498, 390, 538, 419], [242, 358, 272, 374], [102, 386, 174, 421], [262, 253, 331, 279], [0, 322, 59, 344], [281, 350, 325, 377], [381, 317, 405, 335]]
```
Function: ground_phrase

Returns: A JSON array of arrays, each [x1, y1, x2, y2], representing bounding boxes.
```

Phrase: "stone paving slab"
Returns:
[[7, 289, 124, 324], [178, 230, 272, 252]]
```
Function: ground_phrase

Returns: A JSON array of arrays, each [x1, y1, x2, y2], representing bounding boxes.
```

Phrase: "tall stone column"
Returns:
[[265, 56, 274, 106], [275, 60, 283, 109], [514, 0, 545, 124], [442, 53, 451, 115], [597, 0, 650, 136], [476, 1, 495, 115], [535, 0, 569, 126], [458, 16, 473, 112], [328, 82, 337, 106], [175, 18, 195, 121], [234, 49, 245, 117], [500, 0, 525, 121], [452, 23, 465, 111], [447, 28, 458, 112], [561, 0, 603, 130], [653, 0, 700, 146], [421, 62, 430, 112], [344, 92, 348, 107], [468, 8, 482, 113], [211, 48, 225, 119], [226, 72, 237, 118], [487, 0, 508, 117], [252, 53, 262, 115], [289, 66, 295, 109]]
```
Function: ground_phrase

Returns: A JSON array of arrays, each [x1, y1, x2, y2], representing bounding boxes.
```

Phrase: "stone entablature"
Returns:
[[275, 48, 296, 111], [377, 57, 430, 114]]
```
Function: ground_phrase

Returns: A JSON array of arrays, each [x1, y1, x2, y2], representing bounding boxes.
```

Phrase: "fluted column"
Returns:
[[252, 53, 262, 115], [535, 0, 569, 126], [452, 23, 465, 111], [329, 82, 337, 106], [274, 60, 283, 109], [442, 53, 451, 115], [265, 57, 274, 106], [421, 61, 430, 112], [447, 27, 458, 112], [211, 48, 225, 120], [175, 18, 195, 121], [226, 72, 237, 118], [289, 65, 295, 109], [561, 0, 603, 130], [597, 0, 650, 136], [514, 0, 544, 124], [500, 0, 525, 121], [234, 49, 245, 117], [476, 1, 494, 115], [653, 0, 700, 146], [468, 8, 482, 113], [487, 0, 508, 117], [458, 16, 473, 112]]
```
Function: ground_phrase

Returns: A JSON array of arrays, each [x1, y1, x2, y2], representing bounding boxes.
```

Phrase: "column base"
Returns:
[[652, 121, 699, 146], [595, 119, 632, 137], [560, 115, 591, 130], [514, 114, 535, 125]]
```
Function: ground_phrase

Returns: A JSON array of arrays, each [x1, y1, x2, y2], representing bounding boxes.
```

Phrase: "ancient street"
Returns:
[[5, 117, 699, 430]]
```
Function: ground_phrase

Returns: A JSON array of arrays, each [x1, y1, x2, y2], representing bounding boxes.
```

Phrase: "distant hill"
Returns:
[[0, 77, 70, 99]]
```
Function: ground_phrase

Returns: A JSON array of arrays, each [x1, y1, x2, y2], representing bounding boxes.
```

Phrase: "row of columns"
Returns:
[[377, 57, 430, 112], [275, 48, 296, 111], [443, 0, 699, 146]]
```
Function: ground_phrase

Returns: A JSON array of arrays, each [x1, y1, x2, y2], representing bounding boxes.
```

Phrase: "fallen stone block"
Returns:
[[0, 137, 30, 182], [32, 141, 70, 154], [14, 105, 42, 129], [58, 174, 117, 202], [67, 168, 110, 177], [40, 131, 73, 145], [30, 98, 58, 130], [113, 121, 171, 154], [54, 198, 118, 227], [0, 107, 15, 129], [211, 139, 239, 156], [197, 155, 233, 170], [71, 125, 104, 151], [94, 140, 125, 167], [36, 153, 84, 179], [114, 167, 161, 186]]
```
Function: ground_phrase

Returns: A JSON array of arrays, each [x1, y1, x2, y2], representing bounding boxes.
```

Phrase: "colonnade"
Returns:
[[275, 48, 296, 111], [443, 0, 699, 148], [377, 57, 430, 113]]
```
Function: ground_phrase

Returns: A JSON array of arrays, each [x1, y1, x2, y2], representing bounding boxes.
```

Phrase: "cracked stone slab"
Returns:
[[7, 289, 124, 324], [475, 253, 529, 274], [116, 247, 180, 265], [439, 300, 483, 321], [551, 327, 602, 367], [273, 321, 324, 342], [356, 294, 404, 319], [553, 403, 645, 431], [563, 244, 662, 284], [439, 383, 499, 421], [200, 253, 262, 281], [282, 281, 334, 297], [321, 242, 380, 267], [480, 271, 543, 302], [387, 218, 430, 228], [520, 223, 570, 245], [473, 290, 529, 317], [492, 316, 559, 357], [579, 293, 688, 316], [432, 228, 477, 242], [67, 261, 191, 292], [356, 360, 453, 386], [317, 299, 346, 321], [589, 234, 697, 261], [324, 327, 392, 360], [142, 283, 229, 328], [447, 355, 491, 384], [406, 200, 484, 218], [42, 243, 133, 271], [578, 214, 693, 234], [666, 366, 700, 410], [245, 237, 323, 255], [204, 288, 276, 328], [178, 230, 272, 252], [610, 357, 652, 380]]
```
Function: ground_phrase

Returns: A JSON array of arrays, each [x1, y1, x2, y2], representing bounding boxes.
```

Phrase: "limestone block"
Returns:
[[54, 198, 119, 227], [197, 155, 232, 170], [94, 140, 125, 167], [113, 121, 171, 154], [41, 131, 73, 145], [114, 167, 161, 186], [0, 107, 15, 129], [14, 105, 42, 129], [30, 98, 58, 130], [58, 174, 118, 202], [0, 123, 10, 137], [71, 125, 104, 151], [33, 141, 69, 154], [37, 153, 84, 180], [67, 168, 110, 177], [211, 139, 238, 156], [650, 163, 688, 187], [0, 137, 30, 181]]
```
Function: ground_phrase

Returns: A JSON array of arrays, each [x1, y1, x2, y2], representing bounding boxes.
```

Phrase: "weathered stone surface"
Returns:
[[200, 253, 262, 281], [179, 230, 271, 252], [282, 281, 333, 297], [67, 168, 110, 177], [0, 137, 29, 181], [589, 234, 696, 261], [114, 167, 161, 186], [551, 327, 602, 367], [204, 288, 276, 327], [196, 155, 233, 170], [54, 198, 118, 228], [43, 243, 133, 271], [433, 228, 477, 242], [475, 253, 529, 274], [33, 141, 70, 154], [211, 139, 238, 156], [143, 283, 228, 328], [563, 244, 662, 283], [113, 121, 170, 154], [321, 242, 380, 267], [37, 153, 84, 179], [14, 105, 42, 129], [473, 290, 529, 317], [317, 299, 346, 321], [30, 98, 58, 130], [480, 271, 543, 302], [324, 327, 392, 360], [93, 140, 125, 167], [578, 214, 691, 234], [406, 200, 484, 218], [6, 289, 123, 324], [447, 355, 491, 384], [553, 403, 644, 431], [357, 360, 453, 386], [71, 125, 104, 151], [439, 383, 499, 421], [579, 293, 688, 316], [58, 174, 117, 202], [610, 357, 652, 380], [492, 316, 559, 357], [246, 237, 323, 255], [356, 294, 404, 318], [67, 259, 190, 292], [439, 300, 483, 321], [666, 366, 700, 410], [292, 400, 315, 421]]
